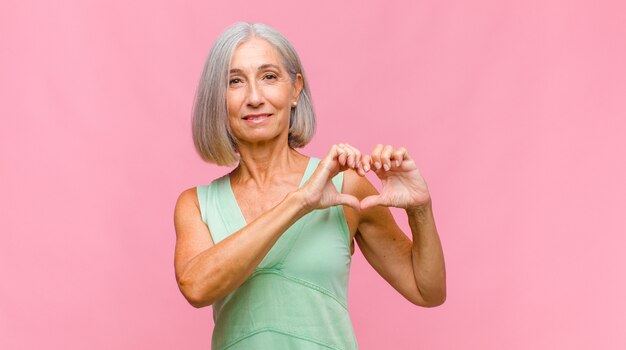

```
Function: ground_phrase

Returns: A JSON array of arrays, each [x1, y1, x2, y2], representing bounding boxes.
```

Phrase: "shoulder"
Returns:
[[174, 187, 200, 219], [341, 168, 379, 200], [341, 169, 393, 229], [176, 175, 229, 209], [176, 186, 200, 206]]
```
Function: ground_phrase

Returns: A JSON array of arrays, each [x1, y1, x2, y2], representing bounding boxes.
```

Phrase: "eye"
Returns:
[[263, 73, 277, 80], [229, 78, 242, 86]]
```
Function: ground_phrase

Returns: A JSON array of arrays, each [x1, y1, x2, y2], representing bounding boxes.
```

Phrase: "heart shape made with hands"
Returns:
[[309, 143, 432, 212]]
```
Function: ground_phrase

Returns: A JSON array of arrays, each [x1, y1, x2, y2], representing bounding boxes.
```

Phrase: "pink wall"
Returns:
[[2, 0, 625, 348]]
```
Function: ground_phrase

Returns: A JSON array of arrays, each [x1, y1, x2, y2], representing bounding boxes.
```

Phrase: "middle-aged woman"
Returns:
[[174, 22, 446, 349]]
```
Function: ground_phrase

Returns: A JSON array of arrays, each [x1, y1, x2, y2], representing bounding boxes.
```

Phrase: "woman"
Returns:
[[174, 22, 446, 349]]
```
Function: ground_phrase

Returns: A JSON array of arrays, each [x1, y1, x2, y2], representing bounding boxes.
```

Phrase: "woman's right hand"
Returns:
[[297, 144, 362, 212]]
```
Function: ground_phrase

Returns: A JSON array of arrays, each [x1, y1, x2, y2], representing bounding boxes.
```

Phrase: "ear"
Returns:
[[293, 73, 304, 102]]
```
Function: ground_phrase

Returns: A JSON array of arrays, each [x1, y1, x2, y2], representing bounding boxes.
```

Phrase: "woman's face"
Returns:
[[226, 38, 303, 147]]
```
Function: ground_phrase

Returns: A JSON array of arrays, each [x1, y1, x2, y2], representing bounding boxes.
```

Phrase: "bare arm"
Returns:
[[338, 143, 446, 307], [406, 203, 446, 306], [174, 189, 309, 308], [174, 145, 360, 308], [345, 171, 445, 307]]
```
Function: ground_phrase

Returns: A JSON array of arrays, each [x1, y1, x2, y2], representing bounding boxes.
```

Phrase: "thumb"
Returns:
[[360, 195, 383, 210], [336, 193, 361, 212]]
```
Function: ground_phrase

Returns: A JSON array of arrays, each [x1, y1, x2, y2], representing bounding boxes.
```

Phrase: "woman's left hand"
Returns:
[[337, 143, 432, 211]]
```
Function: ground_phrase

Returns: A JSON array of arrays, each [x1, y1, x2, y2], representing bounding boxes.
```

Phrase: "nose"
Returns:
[[246, 80, 264, 108]]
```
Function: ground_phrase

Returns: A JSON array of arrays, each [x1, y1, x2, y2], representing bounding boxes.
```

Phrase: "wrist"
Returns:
[[406, 200, 433, 217], [406, 201, 436, 231], [286, 189, 314, 217]]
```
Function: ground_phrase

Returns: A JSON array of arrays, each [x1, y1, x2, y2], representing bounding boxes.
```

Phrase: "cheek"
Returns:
[[266, 89, 292, 108], [226, 92, 242, 115]]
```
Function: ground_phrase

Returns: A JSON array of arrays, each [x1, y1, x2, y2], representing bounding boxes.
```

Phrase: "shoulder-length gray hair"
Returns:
[[192, 22, 316, 166]]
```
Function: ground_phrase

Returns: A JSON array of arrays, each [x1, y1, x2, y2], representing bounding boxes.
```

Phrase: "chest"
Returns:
[[230, 179, 358, 255], [232, 185, 294, 224]]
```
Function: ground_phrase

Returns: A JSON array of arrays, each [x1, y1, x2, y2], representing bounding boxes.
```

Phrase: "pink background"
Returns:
[[2, 0, 625, 349]]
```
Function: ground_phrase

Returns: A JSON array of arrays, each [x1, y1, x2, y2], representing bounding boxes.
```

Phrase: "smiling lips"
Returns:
[[242, 113, 272, 124]]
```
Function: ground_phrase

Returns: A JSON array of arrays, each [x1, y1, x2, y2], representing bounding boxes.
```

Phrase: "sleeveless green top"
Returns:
[[196, 157, 359, 350]]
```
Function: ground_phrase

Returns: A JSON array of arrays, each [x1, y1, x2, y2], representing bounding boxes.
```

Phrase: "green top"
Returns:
[[196, 157, 358, 350]]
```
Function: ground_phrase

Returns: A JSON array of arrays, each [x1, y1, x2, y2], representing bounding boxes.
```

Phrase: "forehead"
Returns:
[[230, 38, 283, 71]]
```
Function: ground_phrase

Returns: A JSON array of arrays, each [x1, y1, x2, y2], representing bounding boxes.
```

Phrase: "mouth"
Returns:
[[242, 113, 272, 124]]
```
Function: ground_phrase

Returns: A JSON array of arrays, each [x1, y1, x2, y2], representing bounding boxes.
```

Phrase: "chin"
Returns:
[[236, 130, 289, 146]]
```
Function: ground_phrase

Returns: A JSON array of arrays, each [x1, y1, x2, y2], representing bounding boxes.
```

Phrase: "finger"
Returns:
[[342, 143, 362, 169], [339, 143, 354, 168], [325, 144, 342, 160], [347, 144, 362, 168], [336, 145, 348, 166], [321, 144, 338, 168], [357, 166, 366, 177], [381, 145, 394, 171], [339, 143, 356, 168], [370, 144, 384, 170], [322, 144, 348, 176], [337, 193, 361, 212], [391, 147, 408, 168], [360, 195, 383, 210], [360, 154, 372, 173]]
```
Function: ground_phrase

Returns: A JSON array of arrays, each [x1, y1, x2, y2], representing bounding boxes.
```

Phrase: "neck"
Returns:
[[232, 139, 306, 188]]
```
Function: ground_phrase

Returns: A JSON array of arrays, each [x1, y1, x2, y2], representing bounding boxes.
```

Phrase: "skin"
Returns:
[[173, 38, 446, 309]]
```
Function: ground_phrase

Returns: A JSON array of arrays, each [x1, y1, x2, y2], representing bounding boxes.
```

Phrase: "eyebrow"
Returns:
[[229, 64, 281, 74]]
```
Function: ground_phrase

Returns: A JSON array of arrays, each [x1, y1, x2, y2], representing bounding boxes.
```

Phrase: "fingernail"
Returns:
[[384, 163, 390, 171], [375, 162, 381, 169], [364, 164, 370, 172], [395, 160, 400, 167]]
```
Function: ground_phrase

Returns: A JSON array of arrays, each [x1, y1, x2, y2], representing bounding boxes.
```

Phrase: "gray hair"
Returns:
[[192, 22, 316, 166]]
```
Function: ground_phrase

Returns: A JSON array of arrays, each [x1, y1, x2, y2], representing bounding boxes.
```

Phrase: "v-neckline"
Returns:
[[225, 157, 315, 226]]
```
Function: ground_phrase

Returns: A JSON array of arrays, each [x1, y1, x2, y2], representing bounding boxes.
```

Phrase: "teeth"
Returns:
[[246, 115, 269, 120]]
